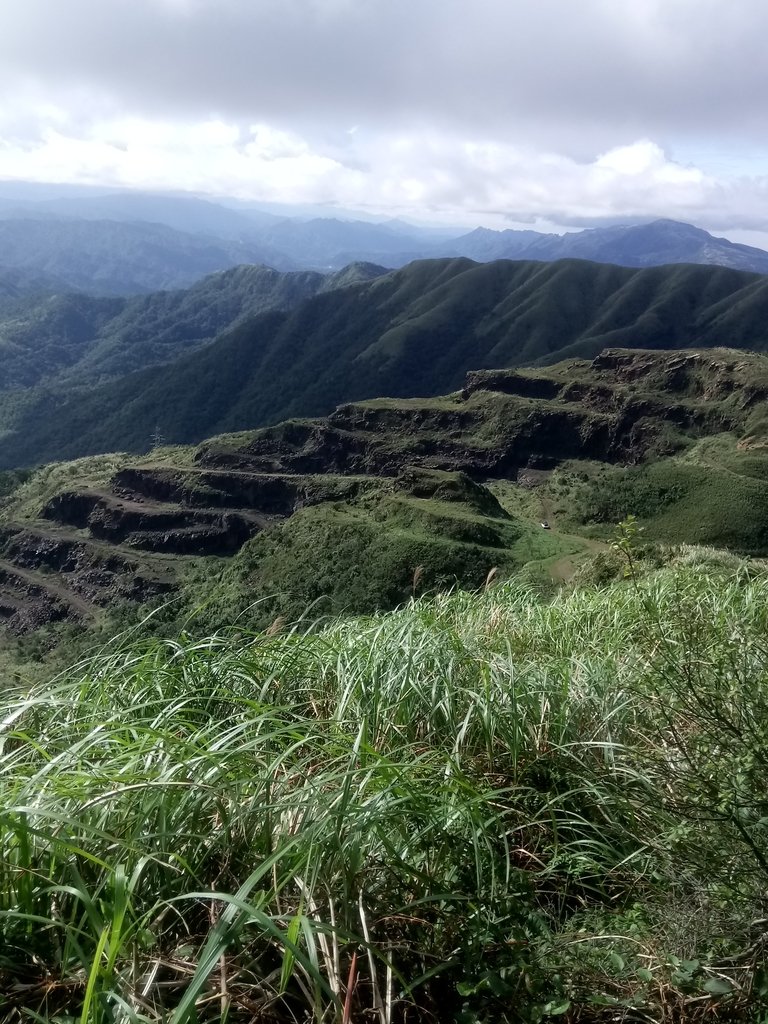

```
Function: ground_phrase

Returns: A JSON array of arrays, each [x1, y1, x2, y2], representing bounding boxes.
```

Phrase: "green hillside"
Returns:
[[0, 261, 386, 390], [3, 339, 768, 1019], [1, 346, 768, 646], [4, 257, 768, 468]]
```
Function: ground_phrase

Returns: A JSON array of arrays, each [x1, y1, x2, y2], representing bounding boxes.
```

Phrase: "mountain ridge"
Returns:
[[3, 256, 768, 468], [2, 183, 768, 282], [0, 261, 387, 390], [0, 217, 300, 294], [510, 218, 768, 272]]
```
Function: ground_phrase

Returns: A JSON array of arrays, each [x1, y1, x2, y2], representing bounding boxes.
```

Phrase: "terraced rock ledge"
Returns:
[[2, 347, 765, 632], [0, 468, 367, 632]]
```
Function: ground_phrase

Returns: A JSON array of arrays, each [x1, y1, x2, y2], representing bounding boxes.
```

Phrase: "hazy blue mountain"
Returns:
[[0, 218, 298, 294], [3, 182, 768, 281], [27, 193, 283, 238], [448, 219, 768, 274], [252, 217, 430, 267], [253, 217, 768, 274], [0, 265, 70, 301], [0, 187, 430, 283], [445, 226, 548, 261]]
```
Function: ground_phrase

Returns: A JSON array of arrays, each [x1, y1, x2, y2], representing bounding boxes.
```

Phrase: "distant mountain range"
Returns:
[[448, 219, 768, 273], [3, 256, 768, 468], [1, 183, 768, 291], [0, 218, 299, 295]]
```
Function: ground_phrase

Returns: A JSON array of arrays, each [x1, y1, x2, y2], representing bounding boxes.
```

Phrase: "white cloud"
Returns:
[[3, 0, 768, 150], [2, 1, 768, 234], [594, 141, 703, 183], [3, 109, 768, 237]]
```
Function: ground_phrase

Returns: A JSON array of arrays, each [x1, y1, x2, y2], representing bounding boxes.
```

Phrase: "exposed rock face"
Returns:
[[1, 346, 761, 634], [591, 349, 768, 405], [464, 370, 563, 400], [113, 466, 365, 512], [24, 539, 169, 604], [195, 356, 714, 479], [42, 491, 261, 553], [0, 466, 372, 632], [0, 558, 77, 635]]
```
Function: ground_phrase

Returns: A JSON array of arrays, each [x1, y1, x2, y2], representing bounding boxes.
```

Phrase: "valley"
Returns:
[[0, 261, 385, 390]]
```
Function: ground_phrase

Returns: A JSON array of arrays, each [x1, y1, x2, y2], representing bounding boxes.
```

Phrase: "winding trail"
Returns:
[[0, 558, 92, 616], [537, 492, 609, 583]]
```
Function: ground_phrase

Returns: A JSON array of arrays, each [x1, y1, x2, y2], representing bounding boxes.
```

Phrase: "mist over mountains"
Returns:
[[2, 183, 768, 293]]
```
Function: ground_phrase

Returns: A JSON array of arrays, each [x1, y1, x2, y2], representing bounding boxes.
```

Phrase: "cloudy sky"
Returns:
[[2, 0, 768, 241]]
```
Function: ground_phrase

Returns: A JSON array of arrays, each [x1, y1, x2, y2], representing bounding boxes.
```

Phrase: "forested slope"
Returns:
[[4, 257, 768, 467]]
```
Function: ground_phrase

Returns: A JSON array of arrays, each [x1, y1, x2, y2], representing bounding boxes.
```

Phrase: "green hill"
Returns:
[[5, 258, 768, 468], [2, 346, 768, 642], [3, 345, 768, 1020], [0, 261, 386, 390]]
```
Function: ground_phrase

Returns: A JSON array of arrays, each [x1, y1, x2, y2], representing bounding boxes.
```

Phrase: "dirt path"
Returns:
[[536, 493, 609, 583], [0, 558, 92, 615]]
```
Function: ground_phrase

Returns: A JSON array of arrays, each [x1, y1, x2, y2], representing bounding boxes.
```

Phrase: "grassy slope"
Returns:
[[3, 346, 768, 648], [174, 477, 578, 633], [557, 432, 768, 553], [0, 445, 197, 521], [0, 262, 386, 391], [2, 559, 768, 1021], [0, 458, 581, 661], [187, 347, 768, 610], [5, 258, 768, 467]]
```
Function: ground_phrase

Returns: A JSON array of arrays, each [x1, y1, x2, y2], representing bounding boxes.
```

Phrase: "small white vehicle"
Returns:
[[540, 520, 550, 530]]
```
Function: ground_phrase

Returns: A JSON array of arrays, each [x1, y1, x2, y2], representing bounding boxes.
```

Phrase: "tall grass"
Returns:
[[1, 563, 767, 1021]]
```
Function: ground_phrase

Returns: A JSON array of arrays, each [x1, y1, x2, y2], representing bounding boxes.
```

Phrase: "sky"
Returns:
[[2, 0, 768, 242]]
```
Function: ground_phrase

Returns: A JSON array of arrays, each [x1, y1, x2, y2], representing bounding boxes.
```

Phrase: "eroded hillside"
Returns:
[[1, 347, 766, 636]]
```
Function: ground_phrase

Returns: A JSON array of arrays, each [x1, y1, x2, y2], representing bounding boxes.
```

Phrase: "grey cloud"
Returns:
[[3, 0, 768, 153]]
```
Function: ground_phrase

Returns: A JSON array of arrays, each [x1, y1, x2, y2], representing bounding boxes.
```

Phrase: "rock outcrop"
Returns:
[[1, 346, 762, 633]]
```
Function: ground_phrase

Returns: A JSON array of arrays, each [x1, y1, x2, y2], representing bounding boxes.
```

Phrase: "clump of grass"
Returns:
[[2, 564, 768, 1021]]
